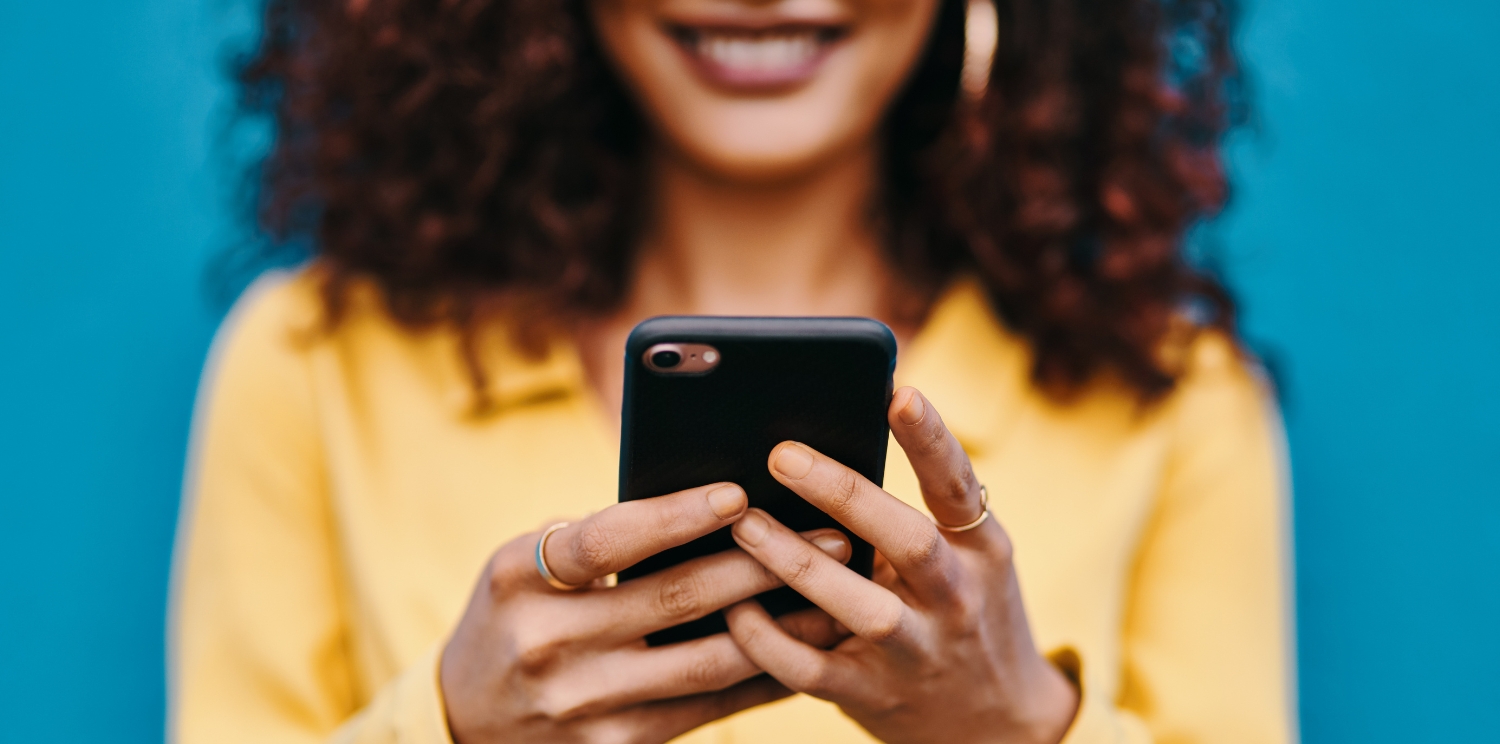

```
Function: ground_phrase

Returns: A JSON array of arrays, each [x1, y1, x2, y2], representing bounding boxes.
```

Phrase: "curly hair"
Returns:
[[238, 0, 1245, 402]]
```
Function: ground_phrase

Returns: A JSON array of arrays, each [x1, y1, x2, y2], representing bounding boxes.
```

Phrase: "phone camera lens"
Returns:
[[650, 350, 682, 369]]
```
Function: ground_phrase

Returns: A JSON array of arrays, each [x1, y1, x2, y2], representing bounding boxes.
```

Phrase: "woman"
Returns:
[[173, 0, 1292, 742]]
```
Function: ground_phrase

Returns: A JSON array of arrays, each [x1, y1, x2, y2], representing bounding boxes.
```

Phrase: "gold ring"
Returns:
[[535, 522, 588, 591], [934, 485, 991, 533]]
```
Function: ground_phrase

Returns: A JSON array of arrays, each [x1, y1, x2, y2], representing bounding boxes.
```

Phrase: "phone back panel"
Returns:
[[619, 317, 895, 645]]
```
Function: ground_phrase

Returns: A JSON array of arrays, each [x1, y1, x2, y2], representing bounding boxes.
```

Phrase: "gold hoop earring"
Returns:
[[962, 0, 999, 102]]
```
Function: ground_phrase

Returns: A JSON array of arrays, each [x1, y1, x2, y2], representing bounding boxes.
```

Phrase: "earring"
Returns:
[[962, 0, 998, 101]]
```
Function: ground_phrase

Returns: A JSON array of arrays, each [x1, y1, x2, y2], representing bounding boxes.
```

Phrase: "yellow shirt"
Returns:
[[172, 271, 1294, 744]]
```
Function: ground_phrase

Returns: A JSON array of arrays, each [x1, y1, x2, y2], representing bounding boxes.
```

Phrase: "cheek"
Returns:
[[838, 0, 944, 123], [590, 2, 706, 137], [589, 1, 664, 88]]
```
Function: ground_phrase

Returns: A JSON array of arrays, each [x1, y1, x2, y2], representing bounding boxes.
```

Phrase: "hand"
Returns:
[[440, 482, 853, 744], [722, 387, 1080, 744]]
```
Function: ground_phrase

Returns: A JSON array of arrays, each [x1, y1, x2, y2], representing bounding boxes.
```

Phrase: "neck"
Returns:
[[577, 141, 919, 422], [621, 143, 896, 320]]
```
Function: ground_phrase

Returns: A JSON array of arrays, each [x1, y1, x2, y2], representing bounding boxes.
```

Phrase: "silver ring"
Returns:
[[934, 485, 991, 533], [535, 522, 587, 591]]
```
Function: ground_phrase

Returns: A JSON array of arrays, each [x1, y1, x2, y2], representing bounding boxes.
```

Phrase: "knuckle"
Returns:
[[900, 525, 945, 569], [679, 650, 733, 691], [862, 604, 906, 645], [728, 613, 762, 647], [918, 422, 947, 456], [732, 611, 768, 646], [572, 520, 618, 576], [782, 549, 819, 586], [946, 584, 986, 632], [866, 689, 907, 717], [784, 656, 831, 694], [804, 659, 844, 698], [942, 465, 976, 506], [487, 542, 528, 596], [533, 685, 589, 722], [486, 550, 511, 596], [654, 573, 705, 622], [511, 624, 565, 675], [990, 526, 1016, 565], [828, 470, 862, 514]]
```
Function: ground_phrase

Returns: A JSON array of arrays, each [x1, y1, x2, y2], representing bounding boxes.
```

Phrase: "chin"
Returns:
[[593, 0, 938, 184], [686, 151, 839, 184], [667, 124, 854, 184]]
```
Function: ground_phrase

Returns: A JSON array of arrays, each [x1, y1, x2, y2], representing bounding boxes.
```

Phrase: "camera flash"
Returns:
[[703, 350, 719, 363]]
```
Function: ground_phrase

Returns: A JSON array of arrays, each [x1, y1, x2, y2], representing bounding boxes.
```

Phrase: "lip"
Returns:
[[664, 21, 851, 92]]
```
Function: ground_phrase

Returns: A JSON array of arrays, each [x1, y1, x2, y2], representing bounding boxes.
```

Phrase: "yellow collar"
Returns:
[[453, 333, 590, 416], [460, 278, 1030, 454]]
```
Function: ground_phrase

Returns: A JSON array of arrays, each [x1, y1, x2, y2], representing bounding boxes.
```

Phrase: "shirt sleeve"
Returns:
[[170, 274, 454, 744], [1059, 338, 1295, 744]]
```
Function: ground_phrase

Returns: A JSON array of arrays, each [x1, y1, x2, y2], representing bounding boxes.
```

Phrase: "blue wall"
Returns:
[[0, 1, 1495, 741], [1222, 1, 1500, 738]]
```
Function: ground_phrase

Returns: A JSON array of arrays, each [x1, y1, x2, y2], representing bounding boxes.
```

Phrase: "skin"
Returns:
[[725, 388, 1079, 743], [440, 0, 1080, 741], [591, 0, 940, 181], [441, 483, 857, 742], [579, 0, 940, 414]]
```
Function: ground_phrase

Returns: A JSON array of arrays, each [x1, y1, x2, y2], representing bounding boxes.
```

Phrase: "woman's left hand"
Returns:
[[723, 387, 1080, 744]]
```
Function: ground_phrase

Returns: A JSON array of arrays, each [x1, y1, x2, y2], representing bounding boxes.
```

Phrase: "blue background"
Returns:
[[1, 0, 1496, 740]]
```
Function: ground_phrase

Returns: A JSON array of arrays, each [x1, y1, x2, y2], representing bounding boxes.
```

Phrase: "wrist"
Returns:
[[1014, 654, 1080, 744]]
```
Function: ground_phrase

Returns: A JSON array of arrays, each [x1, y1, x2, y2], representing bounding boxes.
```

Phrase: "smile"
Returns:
[[668, 24, 849, 90]]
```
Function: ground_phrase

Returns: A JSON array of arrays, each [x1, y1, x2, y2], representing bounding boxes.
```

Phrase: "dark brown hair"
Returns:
[[238, 0, 1245, 401]]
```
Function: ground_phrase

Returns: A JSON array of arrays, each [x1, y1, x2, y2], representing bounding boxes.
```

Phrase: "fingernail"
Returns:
[[735, 509, 769, 546], [707, 484, 747, 520], [773, 443, 815, 479], [811, 533, 850, 562], [897, 390, 925, 425]]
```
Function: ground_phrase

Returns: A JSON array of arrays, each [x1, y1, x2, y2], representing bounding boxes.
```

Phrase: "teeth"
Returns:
[[696, 32, 821, 72]]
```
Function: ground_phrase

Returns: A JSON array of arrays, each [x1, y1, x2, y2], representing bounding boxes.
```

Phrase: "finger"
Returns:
[[871, 551, 899, 589], [776, 607, 853, 650], [547, 632, 766, 716], [616, 675, 793, 744], [732, 509, 915, 646], [542, 482, 749, 586], [576, 528, 852, 644], [767, 440, 961, 600], [724, 599, 863, 701], [888, 387, 995, 539]]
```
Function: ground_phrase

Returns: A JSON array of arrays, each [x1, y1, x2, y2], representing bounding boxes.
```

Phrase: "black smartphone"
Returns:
[[617, 316, 896, 646]]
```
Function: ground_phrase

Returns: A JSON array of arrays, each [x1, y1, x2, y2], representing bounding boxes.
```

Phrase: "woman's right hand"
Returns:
[[440, 482, 853, 744]]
